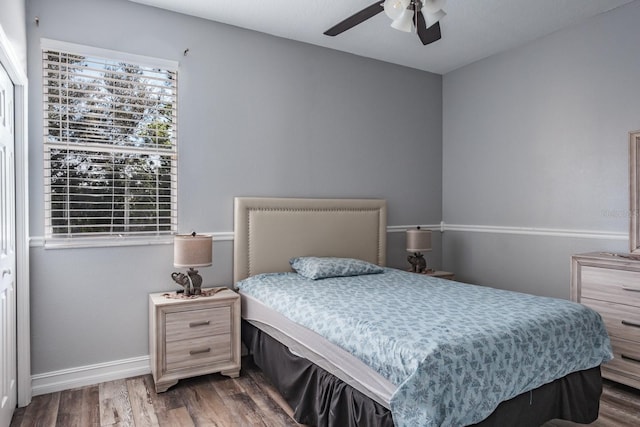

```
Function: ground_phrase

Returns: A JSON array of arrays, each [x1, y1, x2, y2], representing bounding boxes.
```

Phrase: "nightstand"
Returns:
[[149, 288, 241, 393], [426, 270, 455, 280]]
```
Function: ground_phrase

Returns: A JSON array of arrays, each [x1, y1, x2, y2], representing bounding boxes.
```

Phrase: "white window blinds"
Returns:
[[43, 41, 178, 245]]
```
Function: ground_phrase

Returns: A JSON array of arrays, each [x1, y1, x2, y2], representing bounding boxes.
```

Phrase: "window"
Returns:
[[42, 40, 178, 247]]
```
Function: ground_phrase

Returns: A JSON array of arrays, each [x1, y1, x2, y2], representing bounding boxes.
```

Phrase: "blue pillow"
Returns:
[[289, 257, 383, 280]]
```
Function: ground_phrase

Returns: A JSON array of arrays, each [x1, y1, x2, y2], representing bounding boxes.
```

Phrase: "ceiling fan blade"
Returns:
[[416, 12, 442, 45], [324, 1, 384, 36]]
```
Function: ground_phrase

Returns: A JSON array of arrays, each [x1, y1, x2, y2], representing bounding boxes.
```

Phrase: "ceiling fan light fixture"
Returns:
[[391, 8, 415, 32], [421, 0, 446, 15], [423, 9, 446, 28], [322, 0, 443, 45], [383, 0, 411, 21]]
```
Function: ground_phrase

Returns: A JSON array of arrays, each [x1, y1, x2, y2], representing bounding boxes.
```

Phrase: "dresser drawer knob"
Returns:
[[189, 347, 211, 356], [621, 320, 640, 329], [189, 320, 210, 328], [621, 286, 640, 292], [621, 354, 640, 364]]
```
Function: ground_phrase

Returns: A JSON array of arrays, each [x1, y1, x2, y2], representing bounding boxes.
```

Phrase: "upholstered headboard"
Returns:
[[233, 197, 387, 283]]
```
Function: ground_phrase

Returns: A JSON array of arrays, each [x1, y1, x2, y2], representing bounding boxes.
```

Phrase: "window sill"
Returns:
[[32, 235, 174, 249]]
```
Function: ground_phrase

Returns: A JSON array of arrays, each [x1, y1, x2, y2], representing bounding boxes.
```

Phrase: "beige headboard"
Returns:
[[233, 197, 387, 283]]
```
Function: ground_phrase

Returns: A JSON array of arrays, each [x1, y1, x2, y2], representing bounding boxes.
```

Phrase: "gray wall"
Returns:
[[1, 0, 27, 73], [442, 1, 640, 298], [26, 0, 442, 374]]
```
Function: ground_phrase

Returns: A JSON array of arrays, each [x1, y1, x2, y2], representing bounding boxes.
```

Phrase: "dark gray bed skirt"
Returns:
[[242, 320, 602, 427]]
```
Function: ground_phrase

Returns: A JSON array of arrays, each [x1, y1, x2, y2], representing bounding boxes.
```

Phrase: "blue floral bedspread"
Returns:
[[236, 268, 612, 427]]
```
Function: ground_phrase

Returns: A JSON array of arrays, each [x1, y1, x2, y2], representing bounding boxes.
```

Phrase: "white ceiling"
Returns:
[[127, 0, 635, 75]]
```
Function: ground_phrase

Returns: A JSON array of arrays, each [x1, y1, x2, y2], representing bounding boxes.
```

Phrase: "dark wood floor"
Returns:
[[11, 358, 302, 427], [10, 358, 640, 426]]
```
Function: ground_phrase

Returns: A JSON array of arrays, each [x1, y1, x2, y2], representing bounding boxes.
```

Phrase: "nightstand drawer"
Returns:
[[581, 298, 640, 342], [165, 306, 231, 342], [580, 266, 640, 307], [166, 334, 232, 371]]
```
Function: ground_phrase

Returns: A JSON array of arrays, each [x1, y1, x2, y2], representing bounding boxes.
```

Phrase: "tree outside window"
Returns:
[[43, 44, 178, 242]]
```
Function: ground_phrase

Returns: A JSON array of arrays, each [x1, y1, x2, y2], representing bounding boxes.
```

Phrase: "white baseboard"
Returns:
[[31, 355, 151, 396]]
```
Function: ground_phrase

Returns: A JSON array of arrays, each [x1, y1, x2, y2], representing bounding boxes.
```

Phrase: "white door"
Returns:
[[0, 61, 16, 427]]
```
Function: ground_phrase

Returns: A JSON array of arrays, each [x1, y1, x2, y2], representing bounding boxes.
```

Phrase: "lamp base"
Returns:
[[407, 252, 428, 274], [171, 268, 203, 296]]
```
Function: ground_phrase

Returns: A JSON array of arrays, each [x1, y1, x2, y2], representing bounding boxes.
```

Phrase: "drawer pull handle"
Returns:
[[189, 348, 211, 356], [621, 286, 640, 293], [621, 320, 640, 329], [189, 320, 210, 328], [621, 354, 640, 364]]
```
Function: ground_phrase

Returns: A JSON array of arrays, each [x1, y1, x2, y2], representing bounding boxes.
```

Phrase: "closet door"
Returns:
[[0, 61, 16, 427]]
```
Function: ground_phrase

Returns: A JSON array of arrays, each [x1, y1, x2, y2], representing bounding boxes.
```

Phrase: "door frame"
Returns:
[[0, 26, 31, 406]]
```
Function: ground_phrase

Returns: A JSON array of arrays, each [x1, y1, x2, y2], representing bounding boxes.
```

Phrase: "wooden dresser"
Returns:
[[149, 288, 241, 393], [571, 252, 640, 389]]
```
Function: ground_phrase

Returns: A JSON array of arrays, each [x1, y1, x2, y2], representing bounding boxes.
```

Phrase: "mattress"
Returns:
[[241, 292, 396, 407], [237, 268, 613, 427]]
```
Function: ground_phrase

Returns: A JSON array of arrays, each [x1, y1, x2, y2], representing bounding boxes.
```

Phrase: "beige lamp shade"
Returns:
[[174, 234, 213, 268], [406, 228, 432, 252]]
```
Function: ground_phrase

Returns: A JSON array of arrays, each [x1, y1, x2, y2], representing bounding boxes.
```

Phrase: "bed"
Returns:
[[233, 197, 612, 427]]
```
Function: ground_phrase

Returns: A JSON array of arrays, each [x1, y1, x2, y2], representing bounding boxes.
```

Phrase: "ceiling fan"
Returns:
[[324, 0, 446, 46]]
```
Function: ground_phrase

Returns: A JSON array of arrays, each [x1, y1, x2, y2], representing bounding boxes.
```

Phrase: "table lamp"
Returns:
[[406, 226, 432, 274], [171, 232, 212, 296]]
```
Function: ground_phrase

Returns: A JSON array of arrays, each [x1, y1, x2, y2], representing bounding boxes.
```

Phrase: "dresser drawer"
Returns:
[[165, 306, 231, 342], [166, 334, 232, 371], [603, 336, 640, 384], [580, 266, 640, 307], [581, 298, 640, 342]]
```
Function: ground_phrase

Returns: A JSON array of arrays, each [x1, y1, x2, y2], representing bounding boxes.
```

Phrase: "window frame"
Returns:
[[41, 39, 179, 249]]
